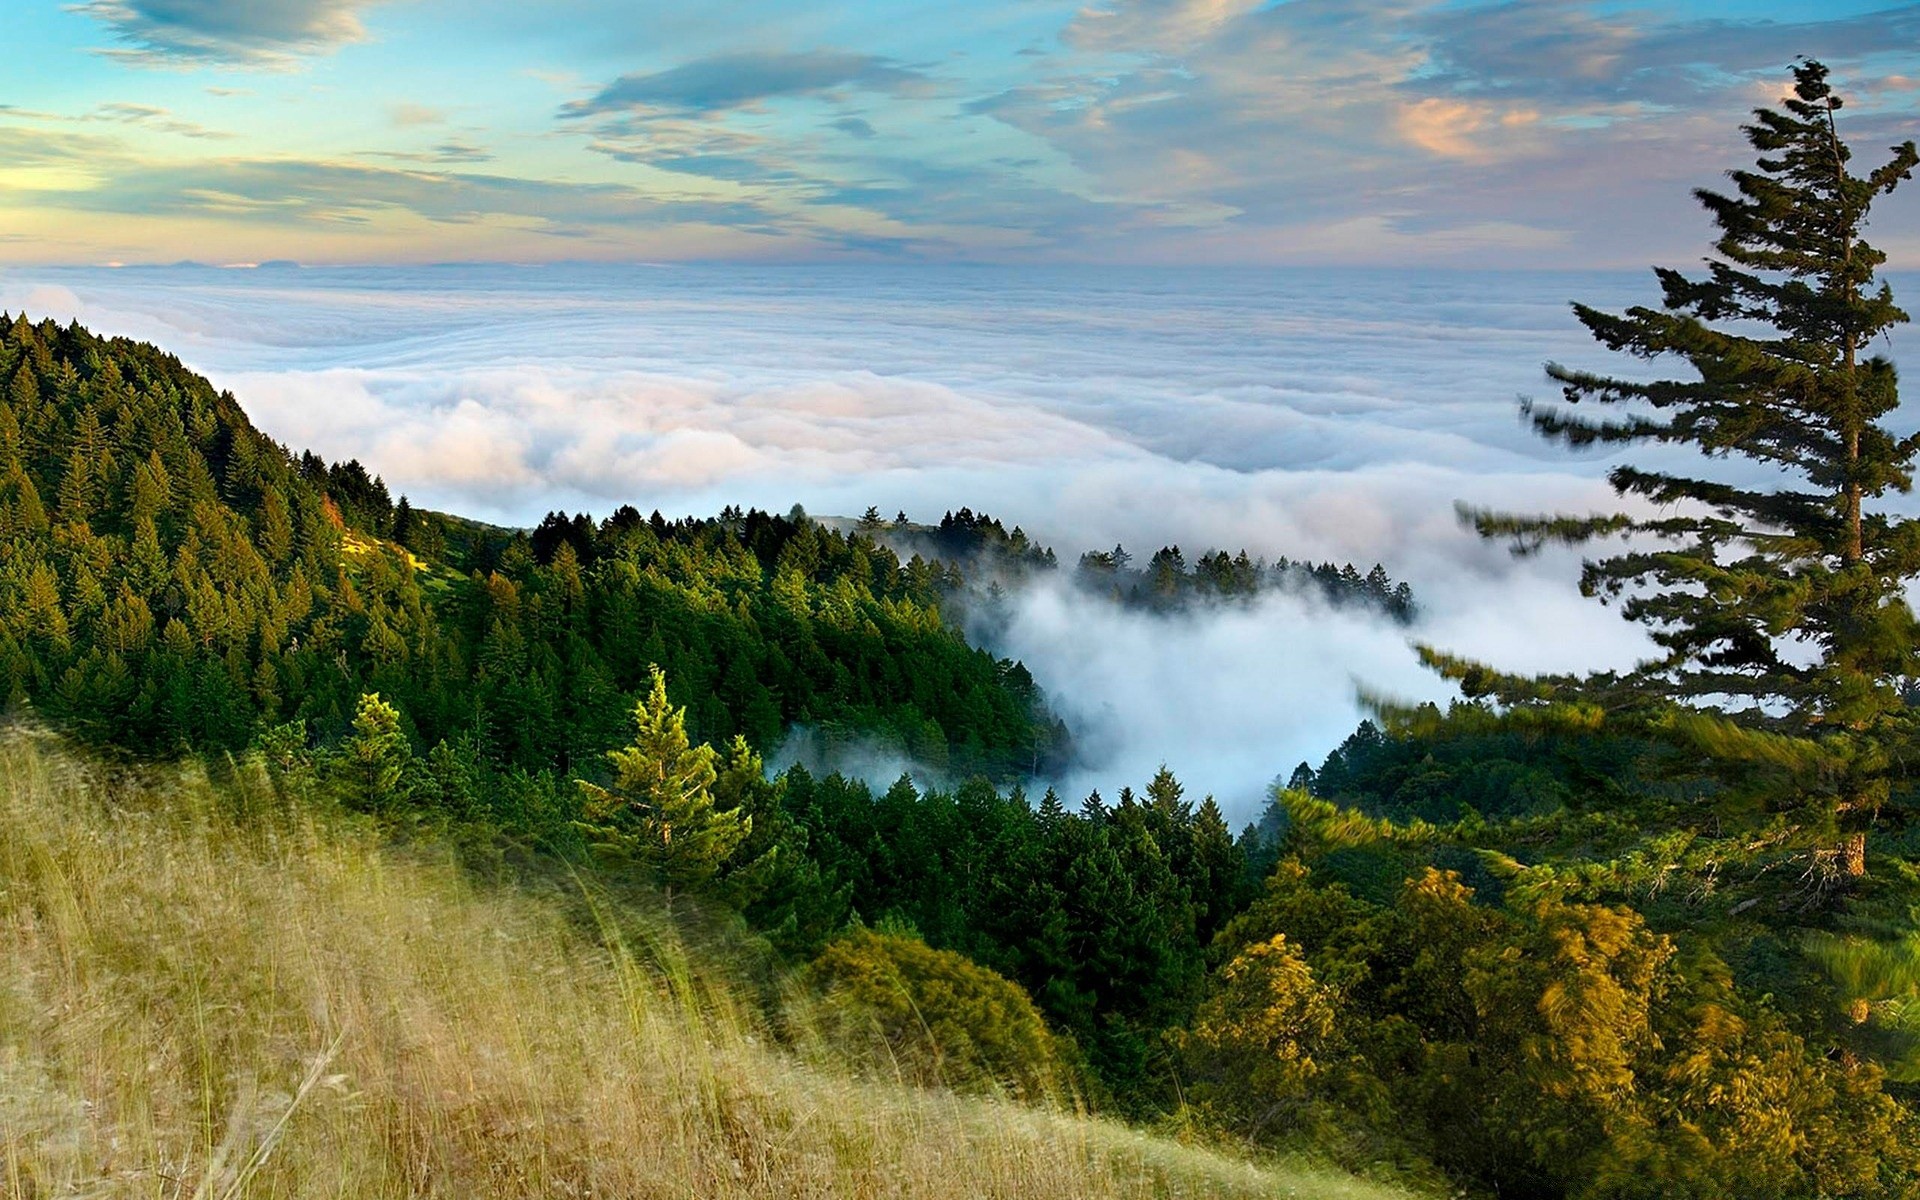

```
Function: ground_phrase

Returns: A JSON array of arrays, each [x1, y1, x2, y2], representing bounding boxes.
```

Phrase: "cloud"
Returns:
[[8, 264, 1912, 814], [988, 564, 1653, 819], [86, 102, 234, 140], [426, 139, 492, 164], [0, 102, 233, 141], [18, 0, 1919, 265], [957, 0, 1920, 263], [562, 51, 930, 118], [1396, 98, 1538, 161], [0, 127, 778, 240], [552, 49, 1097, 256], [1420, 1, 1920, 106], [0, 124, 122, 193], [0, 112, 1062, 260], [72, 0, 384, 66], [389, 103, 447, 128], [364, 138, 495, 165]]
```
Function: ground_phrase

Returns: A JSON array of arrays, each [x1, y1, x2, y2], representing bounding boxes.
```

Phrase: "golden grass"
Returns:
[[0, 731, 1420, 1199]]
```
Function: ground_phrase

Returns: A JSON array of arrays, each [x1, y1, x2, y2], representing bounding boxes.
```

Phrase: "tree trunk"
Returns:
[[1842, 829, 1867, 878]]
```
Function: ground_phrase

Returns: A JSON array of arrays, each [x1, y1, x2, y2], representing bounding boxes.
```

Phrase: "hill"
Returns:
[[0, 729, 1421, 1200], [0, 312, 1057, 778]]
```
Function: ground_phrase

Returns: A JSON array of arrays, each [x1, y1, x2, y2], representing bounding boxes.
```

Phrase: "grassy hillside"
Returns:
[[0, 730, 1419, 1200]]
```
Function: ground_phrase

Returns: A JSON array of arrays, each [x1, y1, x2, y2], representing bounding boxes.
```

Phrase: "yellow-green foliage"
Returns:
[[1177, 933, 1335, 1121], [0, 731, 1419, 1200], [802, 928, 1064, 1102], [575, 666, 750, 897], [1189, 861, 1920, 1200]]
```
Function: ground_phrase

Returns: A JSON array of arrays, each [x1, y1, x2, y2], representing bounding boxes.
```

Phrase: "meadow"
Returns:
[[0, 729, 1415, 1200]]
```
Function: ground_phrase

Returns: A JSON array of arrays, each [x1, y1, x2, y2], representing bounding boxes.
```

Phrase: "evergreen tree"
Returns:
[[576, 666, 750, 900], [391, 494, 415, 548], [340, 692, 410, 811], [1439, 61, 1920, 887]]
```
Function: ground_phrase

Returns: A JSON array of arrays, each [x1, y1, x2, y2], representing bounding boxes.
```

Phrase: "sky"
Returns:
[[4, 0, 1920, 266]]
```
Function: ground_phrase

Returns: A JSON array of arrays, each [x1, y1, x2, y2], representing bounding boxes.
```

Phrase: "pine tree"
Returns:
[[575, 665, 750, 900], [390, 494, 415, 548], [340, 692, 411, 811], [1441, 61, 1919, 886], [56, 447, 94, 528], [8, 362, 38, 416]]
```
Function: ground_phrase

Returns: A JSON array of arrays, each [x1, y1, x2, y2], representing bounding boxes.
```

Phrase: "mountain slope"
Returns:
[[0, 312, 1054, 776], [0, 731, 1422, 1200]]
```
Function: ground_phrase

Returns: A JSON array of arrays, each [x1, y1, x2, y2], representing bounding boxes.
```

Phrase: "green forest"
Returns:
[[6, 61, 1920, 1199]]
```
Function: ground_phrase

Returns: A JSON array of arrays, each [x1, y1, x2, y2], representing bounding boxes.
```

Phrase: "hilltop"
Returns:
[[0, 311, 1056, 777]]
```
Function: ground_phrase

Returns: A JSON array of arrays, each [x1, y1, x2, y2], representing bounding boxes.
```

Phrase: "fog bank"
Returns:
[[5, 263, 1907, 820]]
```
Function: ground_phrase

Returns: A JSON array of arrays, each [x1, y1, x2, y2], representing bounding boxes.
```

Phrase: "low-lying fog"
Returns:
[[6, 263, 1913, 820]]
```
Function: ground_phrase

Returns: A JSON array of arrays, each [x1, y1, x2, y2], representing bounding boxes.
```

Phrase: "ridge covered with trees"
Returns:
[[866, 504, 1418, 623], [0, 325, 1055, 777]]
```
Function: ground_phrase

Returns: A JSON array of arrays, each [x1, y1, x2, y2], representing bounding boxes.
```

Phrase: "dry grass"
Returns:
[[0, 731, 1419, 1200]]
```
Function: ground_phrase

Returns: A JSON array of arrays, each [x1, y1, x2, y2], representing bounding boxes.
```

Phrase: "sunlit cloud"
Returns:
[[1396, 98, 1538, 161], [388, 103, 446, 127], [4, 0, 1916, 264]]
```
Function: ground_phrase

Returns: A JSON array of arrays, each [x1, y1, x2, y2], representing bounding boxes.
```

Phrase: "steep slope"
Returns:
[[0, 312, 1054, 776], [0, 731, 1422, 1200]]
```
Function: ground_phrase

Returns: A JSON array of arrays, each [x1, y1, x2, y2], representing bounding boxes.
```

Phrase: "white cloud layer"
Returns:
[[6, 263, 1915, 818]]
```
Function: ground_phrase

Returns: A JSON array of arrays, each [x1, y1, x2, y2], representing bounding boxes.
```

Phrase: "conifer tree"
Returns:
[[1439, 60, 1919, 885], [340, 692, 411, 810], [576, 666, 750, 900]]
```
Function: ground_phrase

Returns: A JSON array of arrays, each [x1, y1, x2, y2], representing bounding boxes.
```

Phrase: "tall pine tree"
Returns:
[[1436, 60, 1919, 888]]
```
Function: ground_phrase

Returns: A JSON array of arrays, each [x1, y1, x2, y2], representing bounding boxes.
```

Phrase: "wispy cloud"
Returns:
[[363, 137, 496, 165], [562, 51, 931, 118], [0, 101, 233, 140], [938, 0, 1920, 263], [72, 0, 386, 66], [86, 102, 234, 139], [388, 103, 447, 128], [0, 120, 774, 243]]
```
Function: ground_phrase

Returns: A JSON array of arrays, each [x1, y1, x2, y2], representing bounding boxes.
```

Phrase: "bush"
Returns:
[[1196, 862, 1920, 1199], [803, 927, 1065, 1101]]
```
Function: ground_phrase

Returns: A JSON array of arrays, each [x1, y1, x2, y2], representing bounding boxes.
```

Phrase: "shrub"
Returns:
[[803, 927, 1065, 1101]]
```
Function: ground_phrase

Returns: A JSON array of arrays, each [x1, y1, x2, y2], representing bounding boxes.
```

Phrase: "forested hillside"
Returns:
[[0, 307, 1273, 1116], [0, 315, 1054, 777], [870, 505, 1418, 622]]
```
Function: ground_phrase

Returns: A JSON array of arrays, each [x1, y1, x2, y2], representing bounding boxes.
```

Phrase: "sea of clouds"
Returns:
[[5, 263, 1913, 820]]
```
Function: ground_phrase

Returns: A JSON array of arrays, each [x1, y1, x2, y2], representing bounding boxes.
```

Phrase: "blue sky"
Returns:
[[3, 0, 1918, 265]]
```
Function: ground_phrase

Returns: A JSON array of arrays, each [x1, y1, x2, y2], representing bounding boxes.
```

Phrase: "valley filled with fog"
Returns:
[[9, 262, 1913, 818]]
